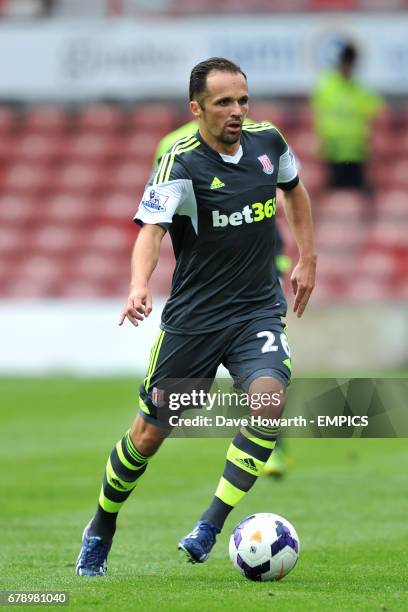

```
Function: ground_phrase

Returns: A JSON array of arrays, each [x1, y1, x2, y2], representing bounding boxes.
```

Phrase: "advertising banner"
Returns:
[[0, 14, 407, 99]]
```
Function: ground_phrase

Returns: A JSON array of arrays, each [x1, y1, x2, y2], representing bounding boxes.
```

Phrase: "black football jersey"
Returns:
[[134, 123, 299, 334]]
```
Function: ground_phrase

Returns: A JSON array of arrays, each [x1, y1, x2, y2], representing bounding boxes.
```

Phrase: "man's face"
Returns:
[[190, 70, 249, 152]]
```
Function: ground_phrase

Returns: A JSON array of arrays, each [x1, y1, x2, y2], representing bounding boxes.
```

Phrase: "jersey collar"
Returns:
[[195, 130, 244, 164]]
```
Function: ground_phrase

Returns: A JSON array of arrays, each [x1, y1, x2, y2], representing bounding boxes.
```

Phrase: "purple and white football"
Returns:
[[229, 513, 300, 581]]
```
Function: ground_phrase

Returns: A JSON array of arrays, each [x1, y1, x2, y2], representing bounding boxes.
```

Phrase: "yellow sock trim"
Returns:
[[115, 441, 143, 471], [215, 477, 246, 507], [98, 487, 123, 513], [240, 427, 277, 449]]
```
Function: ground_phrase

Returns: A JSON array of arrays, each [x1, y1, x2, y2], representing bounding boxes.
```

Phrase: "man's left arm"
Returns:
[[282, 180, 317, 318]]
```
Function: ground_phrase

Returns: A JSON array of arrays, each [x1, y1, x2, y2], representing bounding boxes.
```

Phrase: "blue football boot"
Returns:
[[178, 520, 220, 563], [75, 522, 112, 576]]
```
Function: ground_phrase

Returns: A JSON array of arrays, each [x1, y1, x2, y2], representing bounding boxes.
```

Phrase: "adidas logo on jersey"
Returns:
[[210, 176, 225, 190], [212, 197, 276, 227]]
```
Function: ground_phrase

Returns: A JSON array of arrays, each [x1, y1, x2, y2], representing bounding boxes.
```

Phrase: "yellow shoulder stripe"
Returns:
[[153, 135, 200, 186], [243, 121, 287, 144], [154, 134, 196, 185], [243, 121, 274, 131]]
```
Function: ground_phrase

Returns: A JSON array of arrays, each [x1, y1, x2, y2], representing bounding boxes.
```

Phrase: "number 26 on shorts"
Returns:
[[256, 330, 291, 356]]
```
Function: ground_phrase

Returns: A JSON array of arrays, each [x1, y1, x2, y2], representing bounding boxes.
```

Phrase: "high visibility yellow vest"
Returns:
[[312, 71, 383, 163]]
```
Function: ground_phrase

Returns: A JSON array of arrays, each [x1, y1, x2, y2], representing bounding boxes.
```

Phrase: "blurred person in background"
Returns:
[[311, 41, 384, 193]]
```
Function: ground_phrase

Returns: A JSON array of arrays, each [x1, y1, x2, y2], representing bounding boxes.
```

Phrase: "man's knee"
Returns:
[[248, 376, 286, 419], [130, 414, 167, 456]]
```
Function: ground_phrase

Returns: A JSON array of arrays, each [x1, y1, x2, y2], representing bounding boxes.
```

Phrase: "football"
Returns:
[[229, 513, 300, 581]]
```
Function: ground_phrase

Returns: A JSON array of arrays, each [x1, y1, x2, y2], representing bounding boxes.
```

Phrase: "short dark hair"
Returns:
[[189, 57, 247, 102]]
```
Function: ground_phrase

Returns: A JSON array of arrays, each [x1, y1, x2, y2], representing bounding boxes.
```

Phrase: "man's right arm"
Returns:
[[119, 148, 192, 327], [118, 224, 166, 327]]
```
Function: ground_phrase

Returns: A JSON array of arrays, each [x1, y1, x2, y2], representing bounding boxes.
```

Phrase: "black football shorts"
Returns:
[[138, 316, 291, 425]]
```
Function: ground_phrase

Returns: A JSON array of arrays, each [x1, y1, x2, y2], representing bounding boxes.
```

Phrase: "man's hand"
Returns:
[[118, 286, 152, 327], [290, 255, 316, 318]]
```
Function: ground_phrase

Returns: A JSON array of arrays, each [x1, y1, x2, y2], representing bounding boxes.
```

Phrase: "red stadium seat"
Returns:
[[371, 129, 400, 160], [87, 226, 129, 255], [289, 130, 319, 162], [298, 161, 326, 193], [393, 253, 408, 284], [9, 134, 61, 163], [310, 277, 346, 303], [368, 159, 408, 190], [31, 225, 86, 254], [375, 190, 408, 220], [316, 190, 369, 221], [67, 133, 115, 162], [296, 105, 314, 130], [0, 194, 34, 225], [17, 255, 61, 285], [3, 278, 55, 299], [76, 104, 125, 132], [129, 104, 177, 133], [98, 192, 138, 222], [310, 0, 357, 8], [2, 163, 50, 193], [366, 219, 408, 248], [316, 252, 356, 280], [248, 102, 290, 130], [43, 193, 95, 225], [104, 162, 151, 191], [372, 106, 398, 131], [0, 106, 16, 133], [24, 106, 70, 133], [315, 220, 366, 250], [355, 251, 396, 280], [343, 278, 391, 301], [0, 227, 25, 256], [71, 253, 128, 283], [57, 163, 102, 192], [0, 135, 14, 162], [399, 131, 408, 155], [56, 279, 111, 298], [120, 133, 159, 162], [391, 159, 408, 188]]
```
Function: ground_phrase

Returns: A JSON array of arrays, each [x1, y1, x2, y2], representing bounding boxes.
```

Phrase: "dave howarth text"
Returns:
[[168, 415, 307, 427]]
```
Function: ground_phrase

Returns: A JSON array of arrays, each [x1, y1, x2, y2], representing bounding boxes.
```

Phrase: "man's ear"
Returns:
[[190, 99, 202, 119]]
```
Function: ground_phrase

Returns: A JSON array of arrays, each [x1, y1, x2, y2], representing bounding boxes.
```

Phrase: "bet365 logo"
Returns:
[[212, 197, 276, 227]]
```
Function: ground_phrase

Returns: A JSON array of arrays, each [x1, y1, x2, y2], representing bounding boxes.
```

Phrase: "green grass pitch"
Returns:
[[1, 378, 407, 611]]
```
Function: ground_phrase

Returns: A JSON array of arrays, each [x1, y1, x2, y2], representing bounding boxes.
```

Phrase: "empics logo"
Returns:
[[142, 189, 168, 213], [212, 197, 276, 227]]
